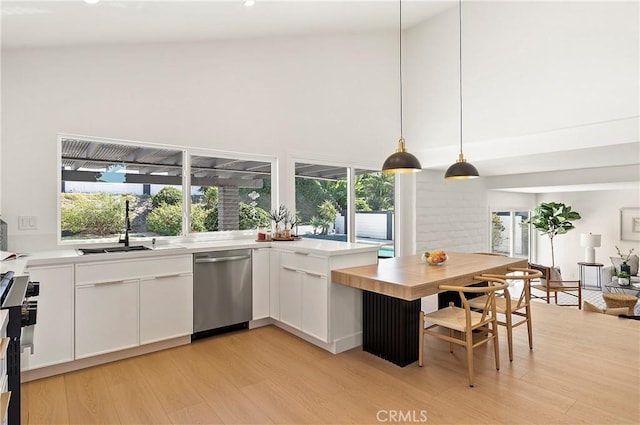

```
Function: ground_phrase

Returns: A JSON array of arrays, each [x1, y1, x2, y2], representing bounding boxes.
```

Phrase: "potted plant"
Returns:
[[269, 205, 288, 238], [616, 270, 631, 286], [526, 202, 581, 268], [615, 246, 635, 276]]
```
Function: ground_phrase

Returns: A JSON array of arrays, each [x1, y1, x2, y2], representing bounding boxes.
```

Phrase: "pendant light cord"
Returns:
[[399, 0, 404, 140], [458, 0, 463, 155]]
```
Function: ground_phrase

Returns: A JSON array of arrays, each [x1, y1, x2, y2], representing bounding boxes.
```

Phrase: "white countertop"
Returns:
[[14, 237, 380, 268]]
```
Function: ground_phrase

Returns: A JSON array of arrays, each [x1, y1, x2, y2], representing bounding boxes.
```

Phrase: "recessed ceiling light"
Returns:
[[244, 0, 256, 7], [84, 0, 100, 4]]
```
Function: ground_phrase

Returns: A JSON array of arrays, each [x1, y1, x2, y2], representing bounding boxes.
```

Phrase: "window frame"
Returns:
[[57, 134, 277, 246]]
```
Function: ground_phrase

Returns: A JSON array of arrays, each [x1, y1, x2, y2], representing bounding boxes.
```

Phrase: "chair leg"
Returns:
[[449, 329, 454, 353], [525, 304, 533, 350], [419, 311, 424, 367], [465, 328, 474, 387], [505, 312, 513, 362], [493, 319, 500, 371], [578, 288, 582, 310]]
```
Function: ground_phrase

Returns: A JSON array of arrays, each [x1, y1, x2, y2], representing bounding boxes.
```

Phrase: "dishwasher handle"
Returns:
[[195, 255, 251, 264]]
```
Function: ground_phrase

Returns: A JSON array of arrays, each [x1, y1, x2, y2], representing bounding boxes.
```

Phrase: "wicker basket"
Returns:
[[602, 293, 638, 315]]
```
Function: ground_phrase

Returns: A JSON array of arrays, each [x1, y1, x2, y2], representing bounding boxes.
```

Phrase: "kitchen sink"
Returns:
[[78, 245, 151, 255]]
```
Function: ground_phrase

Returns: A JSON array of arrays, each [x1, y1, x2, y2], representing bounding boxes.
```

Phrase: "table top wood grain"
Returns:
[[331, 252, 528, 301]]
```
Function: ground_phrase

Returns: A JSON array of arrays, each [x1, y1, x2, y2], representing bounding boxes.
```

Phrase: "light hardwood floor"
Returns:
[[22, 302, 640, 424]]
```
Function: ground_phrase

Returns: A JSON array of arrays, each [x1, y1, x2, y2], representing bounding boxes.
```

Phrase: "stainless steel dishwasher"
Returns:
[[192, 249, 252, 339]]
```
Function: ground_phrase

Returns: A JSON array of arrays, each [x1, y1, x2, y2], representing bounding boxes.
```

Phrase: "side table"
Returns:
[[577, 262, 603, 289]]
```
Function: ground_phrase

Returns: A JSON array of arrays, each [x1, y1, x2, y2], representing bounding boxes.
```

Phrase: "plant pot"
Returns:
[[618, 277, 630, 286]]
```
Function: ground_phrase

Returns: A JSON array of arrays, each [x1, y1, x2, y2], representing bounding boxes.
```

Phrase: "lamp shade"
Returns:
[[580, 233, 601, 248], [382, 138, 422, 173], [444, 157, 479, 179]]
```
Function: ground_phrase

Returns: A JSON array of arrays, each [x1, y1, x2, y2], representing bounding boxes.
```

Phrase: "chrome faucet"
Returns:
[[119, 200, 130, 247]]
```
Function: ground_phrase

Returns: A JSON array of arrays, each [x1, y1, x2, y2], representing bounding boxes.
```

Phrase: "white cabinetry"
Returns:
[[140, 272, 192, 345], [273, 246, 377, 352], [75, 255, 192, 359], [75, 279, 139, 359], [251, 248, 270, 320], [21, 265, 74, 370], [278, 264, 303, 329], [269, 249, 281, 320]]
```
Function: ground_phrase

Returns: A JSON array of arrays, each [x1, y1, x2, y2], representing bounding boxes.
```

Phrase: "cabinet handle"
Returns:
[[282, 266, 298, 272], [294, 251, 309, 256], [93, 280, 128, 287], [305, 272, 325, 278], [87, 279, 137, 287]]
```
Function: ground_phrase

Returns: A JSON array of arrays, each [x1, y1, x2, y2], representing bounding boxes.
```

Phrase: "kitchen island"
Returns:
[[331, 252, 528, 366]]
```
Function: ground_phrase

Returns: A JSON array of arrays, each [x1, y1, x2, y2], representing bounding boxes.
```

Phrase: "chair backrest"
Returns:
[[439, 277, 508, 326], [528, 263, 551, 281], [480, 268, 543, 309]]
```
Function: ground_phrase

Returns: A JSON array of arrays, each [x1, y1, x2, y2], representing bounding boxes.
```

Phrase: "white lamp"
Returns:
[[580, 233, 601, 263]]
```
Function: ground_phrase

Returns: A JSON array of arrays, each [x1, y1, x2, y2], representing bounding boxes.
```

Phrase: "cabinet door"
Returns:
[[269, 250, 281, 319], [252, 248, 270, 320], [140, 273, 192, 345], [75, 279, 139, 359], [279, 266, 302, 329], [302, 272, 328, 341], [21, 265, 74, 371]]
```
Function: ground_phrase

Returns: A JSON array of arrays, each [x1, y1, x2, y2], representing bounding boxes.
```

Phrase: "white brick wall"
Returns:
[[416, 170, 488, 253]]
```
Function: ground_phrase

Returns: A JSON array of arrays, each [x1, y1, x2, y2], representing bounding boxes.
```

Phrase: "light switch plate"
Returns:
[[18, 216, 37, 230]]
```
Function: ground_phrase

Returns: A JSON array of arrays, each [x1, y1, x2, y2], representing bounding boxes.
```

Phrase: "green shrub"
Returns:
[[61, 193, 124, 236], [190, 204, 207, 232], [146, 203, 182, 236], [204, 206, 219, 231], [152, 187, 182, 208], [240, 204, 270, 230]]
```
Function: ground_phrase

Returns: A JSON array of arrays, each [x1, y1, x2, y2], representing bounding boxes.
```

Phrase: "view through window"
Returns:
[[294, 162, 394, 257], [491, 210, 530, 258], [60, 137, 273, 243]]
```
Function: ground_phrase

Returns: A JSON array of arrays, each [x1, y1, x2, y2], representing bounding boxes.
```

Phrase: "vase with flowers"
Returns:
[[615, 246, 635, 276]]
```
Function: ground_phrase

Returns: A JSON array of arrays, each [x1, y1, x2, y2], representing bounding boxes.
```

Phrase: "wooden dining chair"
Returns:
[[419, 276, 508, 387], [468, 267, 542, 362]]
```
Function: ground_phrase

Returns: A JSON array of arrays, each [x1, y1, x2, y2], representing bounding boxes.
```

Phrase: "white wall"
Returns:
[[1, 32, 398, 251], [535, 190, 640, 280], [416, 170, 488, 253], [404, 0, 639, 166]]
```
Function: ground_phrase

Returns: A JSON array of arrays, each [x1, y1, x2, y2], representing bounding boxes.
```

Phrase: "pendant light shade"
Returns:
[[382, 138, 422, 173], [382, 0, 422, 174], [444, 0, 479, 180], [444, 153, 479, 179]]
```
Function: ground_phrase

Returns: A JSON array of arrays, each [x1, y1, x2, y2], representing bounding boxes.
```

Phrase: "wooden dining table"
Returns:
[[331, 252, 528, 366]]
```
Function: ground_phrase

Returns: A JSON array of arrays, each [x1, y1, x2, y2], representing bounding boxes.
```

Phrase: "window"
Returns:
[[294, 162, 348, 241], [189, 154, 272, 233], [490, 210, 530, 258], [355, 170, 394, 257], [59, 136, 274, 244], [294, 161, 395, 257]]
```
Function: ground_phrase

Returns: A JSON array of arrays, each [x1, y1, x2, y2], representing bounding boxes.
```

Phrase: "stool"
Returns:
[[602, 293, 638, 315]]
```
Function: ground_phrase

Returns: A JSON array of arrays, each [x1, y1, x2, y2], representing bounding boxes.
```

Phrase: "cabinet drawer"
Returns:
[[280, 251, 327, 275], [76, 255, 192, 285]]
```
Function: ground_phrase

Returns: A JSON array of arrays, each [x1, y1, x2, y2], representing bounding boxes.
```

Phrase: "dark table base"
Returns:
[[362, 291, 421, 367]]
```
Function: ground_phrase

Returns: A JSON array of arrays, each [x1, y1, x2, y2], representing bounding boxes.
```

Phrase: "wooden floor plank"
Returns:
[[63, 367, 120, 424], [20, 302, 640, 425], [21, 375, 69, 425]]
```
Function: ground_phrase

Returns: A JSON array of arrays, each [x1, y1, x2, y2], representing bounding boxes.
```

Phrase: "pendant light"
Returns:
[[444, 0, 479, 180], [382, 0, 422, 174]]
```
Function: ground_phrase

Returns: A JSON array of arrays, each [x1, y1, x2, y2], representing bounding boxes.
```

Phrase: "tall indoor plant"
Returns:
[[527, 202, 581, 268]]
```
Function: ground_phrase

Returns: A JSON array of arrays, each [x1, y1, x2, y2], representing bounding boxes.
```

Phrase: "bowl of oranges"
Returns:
[[421, 250, 448, 266]]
